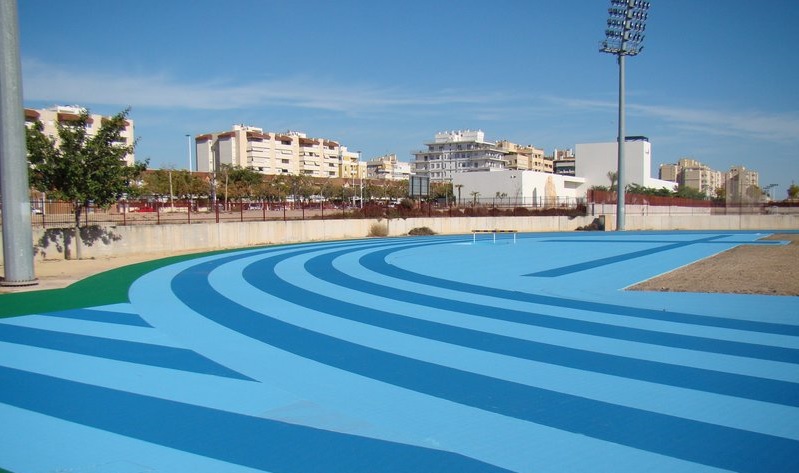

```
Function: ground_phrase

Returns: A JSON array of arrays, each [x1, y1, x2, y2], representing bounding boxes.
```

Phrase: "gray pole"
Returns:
[[601, 0, 649, 231], [186, 134, 192, 172], [0, 0, 37, 286], [616, 53, 626, 231]]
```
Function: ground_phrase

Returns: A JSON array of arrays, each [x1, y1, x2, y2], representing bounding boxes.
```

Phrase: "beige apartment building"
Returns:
[[726, 165, 760, 204], [658, 158, 724, 198], [497, 141, 552, 173], [195, 125, 364, 179], [24, 105, 136, 165], [366, 154, 411, 180]]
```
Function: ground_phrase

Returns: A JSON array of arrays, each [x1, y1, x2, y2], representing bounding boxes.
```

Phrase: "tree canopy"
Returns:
[[26, 108, 147, 258]]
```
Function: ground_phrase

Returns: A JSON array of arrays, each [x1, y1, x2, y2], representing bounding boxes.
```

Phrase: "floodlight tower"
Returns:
[[600, 0, 650, 231]]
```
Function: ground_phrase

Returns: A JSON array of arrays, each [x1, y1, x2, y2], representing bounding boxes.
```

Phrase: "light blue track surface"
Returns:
[[1, 231, 798, 472]]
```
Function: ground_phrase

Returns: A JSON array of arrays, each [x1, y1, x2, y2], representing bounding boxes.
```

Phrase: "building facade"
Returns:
[[726, 165, 760, 204], [411, 130, 507, 182], [366, 154, 411, 180], [195, 125, 363, 179], [453, 169, 586, 207], [575, 138, 675, 191], [658, 158, 723, 198], [552, 148, 576, 176], [24, 105, 136, 165], [496, 141, 552, 173]]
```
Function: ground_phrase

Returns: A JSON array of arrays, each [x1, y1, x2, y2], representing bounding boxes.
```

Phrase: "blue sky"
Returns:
[[18, 0, 799, 197]]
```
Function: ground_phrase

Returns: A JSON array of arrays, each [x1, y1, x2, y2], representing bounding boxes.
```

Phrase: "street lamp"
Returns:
[[600, 0, 650, 231], [185, 134, 192, 172]]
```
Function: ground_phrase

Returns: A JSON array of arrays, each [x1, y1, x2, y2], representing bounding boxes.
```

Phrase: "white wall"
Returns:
[[3, 214, 796, 264], [453, 170, 587, 205], [575, 141, 675, 191]]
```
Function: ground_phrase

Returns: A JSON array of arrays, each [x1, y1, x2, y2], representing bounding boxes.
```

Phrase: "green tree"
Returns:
[[674, 185, 708, 200], [713, 186, 727, 203], [26, 108, 146, 259], [787, 183, 799, 200]]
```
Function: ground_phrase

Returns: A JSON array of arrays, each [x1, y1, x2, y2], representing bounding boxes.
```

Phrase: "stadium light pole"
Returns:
[[1, 0, 37, 286], [600, 0, 650, 231]]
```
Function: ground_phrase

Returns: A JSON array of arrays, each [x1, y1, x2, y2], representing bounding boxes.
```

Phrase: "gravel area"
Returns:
[[629, 233, 799, 296]]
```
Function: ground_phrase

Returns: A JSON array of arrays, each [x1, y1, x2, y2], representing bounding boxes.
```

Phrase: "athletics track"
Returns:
[[0, 231, 797, 473]]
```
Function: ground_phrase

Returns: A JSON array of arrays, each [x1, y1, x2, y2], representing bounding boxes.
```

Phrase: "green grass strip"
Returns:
[[0, 248, 241, 319]]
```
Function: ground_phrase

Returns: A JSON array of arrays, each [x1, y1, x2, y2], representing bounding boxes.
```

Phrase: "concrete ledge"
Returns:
[[1, 214, 797, 263]]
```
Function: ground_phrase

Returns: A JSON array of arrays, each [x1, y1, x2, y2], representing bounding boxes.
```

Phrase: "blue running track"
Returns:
[[1, 231, 797, 472]]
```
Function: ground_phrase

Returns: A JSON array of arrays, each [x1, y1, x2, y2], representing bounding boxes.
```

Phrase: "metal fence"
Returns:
[[13, 197, 587, 229], [7, 194, 795, 229]]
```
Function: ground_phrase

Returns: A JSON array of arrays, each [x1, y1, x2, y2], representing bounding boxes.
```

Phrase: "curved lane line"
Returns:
[[244, 245, 799, 407], [360, 245, 799, 337], [162, 245, 799, 473]]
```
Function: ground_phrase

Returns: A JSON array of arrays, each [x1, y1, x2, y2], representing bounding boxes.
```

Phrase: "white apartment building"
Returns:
[[575, 138, 675, 191], [366, 154, 411, 180], [412, 130, 507, 182], [195, 125, 364, 179], [24, 105, 136, 165]]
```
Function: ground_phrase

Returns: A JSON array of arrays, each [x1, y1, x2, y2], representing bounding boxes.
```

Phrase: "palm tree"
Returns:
[[607, 171, 618, 192], [470, 191, 480, 207], [454, 184, 464, 206]]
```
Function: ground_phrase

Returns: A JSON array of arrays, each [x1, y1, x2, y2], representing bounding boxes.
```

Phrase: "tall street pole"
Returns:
[[0, 0, 37, 286], [600, 0, 650, 231]]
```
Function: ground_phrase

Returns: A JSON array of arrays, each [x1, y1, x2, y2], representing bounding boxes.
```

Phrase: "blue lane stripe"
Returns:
[[334, 243, 799, 363], [360, 245, 799, 337], [171, 254, 799, 473], [43, 308, 152, 327], [0, 324, 252, 381], [0, 366, 511, 473], [311, 247, 799, 362], [527, 235, 729, 277], [281, 249, 799, 406]]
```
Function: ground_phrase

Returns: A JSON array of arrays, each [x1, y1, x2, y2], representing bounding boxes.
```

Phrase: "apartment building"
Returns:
[[195, 125, 363, 179], [496, 141, 552, 173], [658, 158, 727, 198], [726, 165, 760, 204], [24, 105, 136, 165], [552, 148, 576, 176], [411, 130, 511, 182], [366, 154, 411, 180]]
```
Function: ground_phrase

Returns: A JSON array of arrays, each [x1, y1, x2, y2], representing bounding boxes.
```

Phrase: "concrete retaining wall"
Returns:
[[1, 213, 797, 263]]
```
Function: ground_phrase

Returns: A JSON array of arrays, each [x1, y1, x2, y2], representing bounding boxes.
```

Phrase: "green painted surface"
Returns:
[[0, 249, 238, 318]]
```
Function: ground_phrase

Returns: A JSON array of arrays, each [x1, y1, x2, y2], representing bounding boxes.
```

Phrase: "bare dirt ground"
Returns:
[[2, 234, 798, 296], [630, 233, 799, 296]]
